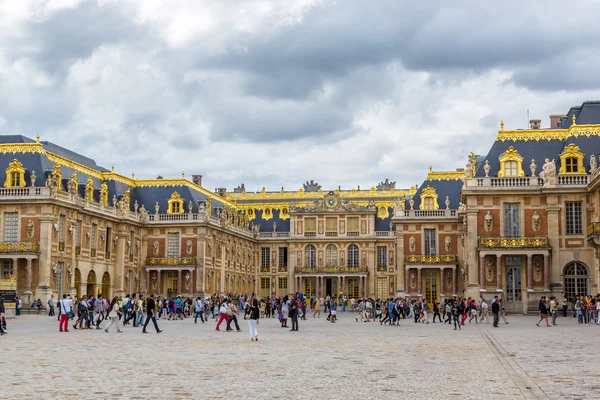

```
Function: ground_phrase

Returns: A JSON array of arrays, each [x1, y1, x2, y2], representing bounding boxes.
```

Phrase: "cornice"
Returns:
[[425, 170, 464, 181], [227, 186, 416, 202]]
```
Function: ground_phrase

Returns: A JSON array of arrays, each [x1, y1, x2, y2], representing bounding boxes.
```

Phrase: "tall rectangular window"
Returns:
[[56, 261, 64, 296], [3, 212, 19, 242], [278, 247, 288, 267], [377, 246, 387, 267], [304, 217, 316, 232], [260, 277, 270, 299], [129, 230, 135, 256], [347, 217, 359, 232], [326, 217, 337, 233], [2, 260, 13, 279], [424, 229, 436, 255], [167, 232, 180, 258], [75, 220, 82, 247], [91, 224, 97, 249], [58, 214, 66, 243], [261, 247, 270, 268], [503, 203, 521, 237], [105, 227, 111, 254], [377, 277, 388, 299], [565, 202, 583, 235], [278, 277, 288, 293]]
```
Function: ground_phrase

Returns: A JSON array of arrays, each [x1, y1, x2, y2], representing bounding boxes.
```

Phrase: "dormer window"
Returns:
[[419, 186, 439, 210], [423, 197, 435, 210], [558, 144, 584, 175], [505, 161, 518, 177], [565, 157, 578, 173], [4, 159, 26, 188], [167, 192, 184, 214]]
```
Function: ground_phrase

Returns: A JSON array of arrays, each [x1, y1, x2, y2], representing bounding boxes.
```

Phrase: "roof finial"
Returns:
[[572, 114, 577, 126], [181, 171, 185, 179], [500, 121, 504, 130], [429, 165, 432, 172], [132, 172, 135, 179], [36, 135, 40, 143], [111, 165, 114, 172]]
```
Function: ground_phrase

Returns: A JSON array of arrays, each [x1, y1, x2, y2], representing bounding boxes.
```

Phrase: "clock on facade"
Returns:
[[326, 195, 338, 208]]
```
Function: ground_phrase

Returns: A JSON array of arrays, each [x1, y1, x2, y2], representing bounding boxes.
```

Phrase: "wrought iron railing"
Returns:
[[478, 236, 548, 249], [145, 257, 197, 265], [0, 242, 40, 253], [404, 254, 457, 264]]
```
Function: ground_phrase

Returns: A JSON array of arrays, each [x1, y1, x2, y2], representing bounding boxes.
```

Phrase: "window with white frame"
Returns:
[[377, 246, 387, 267], [278, 247, 287, 267], [304, 244, 316, 268], [167, 232, 180, 258], [424, 229, 436, 255], [503, 203, 520, 237], [565, 202, 583, 235], [261, 247, 270, 268], [347, 244, 359, 268], [3, 212, 18, 242], [325, 244, 338, 267]]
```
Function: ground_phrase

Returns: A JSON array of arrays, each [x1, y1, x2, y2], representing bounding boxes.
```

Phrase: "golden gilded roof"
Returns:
[[226, 186, 417, 202], [495, 122, 600, 142]]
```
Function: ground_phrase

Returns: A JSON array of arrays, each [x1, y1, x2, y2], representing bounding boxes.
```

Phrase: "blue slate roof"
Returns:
[[407, 178, 463, 210], [559, 101, 600, 128]]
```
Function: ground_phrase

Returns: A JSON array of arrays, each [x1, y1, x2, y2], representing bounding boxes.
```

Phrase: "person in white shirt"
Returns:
[[58, 294, 73, 332], [104, 296, 123, 333], [194, 297, 205, 324], [480, 300, 490, 324]]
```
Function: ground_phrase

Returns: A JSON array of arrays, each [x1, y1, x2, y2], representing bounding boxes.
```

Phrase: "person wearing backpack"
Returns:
[[122, 295, 132, 325], [58, 294, 73, 332], [194, 297, 205, 324], [289, 295, 299, 331]]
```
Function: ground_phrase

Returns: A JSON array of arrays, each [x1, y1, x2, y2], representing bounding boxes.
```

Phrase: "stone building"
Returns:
[[1, 100, 600, 314]]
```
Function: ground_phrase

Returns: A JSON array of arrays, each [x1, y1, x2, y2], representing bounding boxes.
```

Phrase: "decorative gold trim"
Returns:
[[478, 236, 548, 249], [496, 123, 600, 142], [4, 159, 26, 188], [498, 146, 524, 177], [227, 187, 417, 201], [419, 186, 439, 210], [404, 254, 457, 264], [558, 144, 585, 175], [167, 192, 184, 214], [425, 170, 464, 181], [100, 182, 108, 206], [377, 206, 390, 219]]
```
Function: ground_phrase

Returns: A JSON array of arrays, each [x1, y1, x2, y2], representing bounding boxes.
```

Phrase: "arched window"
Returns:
[[419, 186, 438, 210], [563, 262, 589, 303], [347, 244, 359, 268], [498, 146, 524, 177], [325, 244, 337, 267], [4, 159, 26, 188], [167, 192, 184, 214], [304, 244, 316, 268], [559, 144, 584, 175]]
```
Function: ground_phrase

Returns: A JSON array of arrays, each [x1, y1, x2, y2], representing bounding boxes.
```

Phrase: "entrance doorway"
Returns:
[[166, 271, 178, 299], [86, 270, 96, 297], [564, 262, 589, 303], [304, 278, 316, 297], [325, 278, 333, 297], [505, 266, 522, 313], [347, 278, 359, 299], [74, 268, 81, 299], [423, 269, 438, 310]]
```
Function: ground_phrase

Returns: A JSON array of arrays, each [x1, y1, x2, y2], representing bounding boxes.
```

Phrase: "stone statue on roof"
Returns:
[[303, 180, 321, 192], [233, 184, 246, 194], [30, 170, 36, 187], [139, 204, 148, 222], [590, 154, 597, 174], [376, 178, 396, 191], [540, 158, 557, 187]]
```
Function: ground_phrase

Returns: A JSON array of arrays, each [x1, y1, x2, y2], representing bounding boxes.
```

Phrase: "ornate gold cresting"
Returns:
[[425, 170, 464, 181], [498, 146, 525, 177], [4, 159, 26, 188], [558, 144, 585, 175], [167, 192, 184, 214], [496, 122, 600, 142], [419, 186, 439, 210]]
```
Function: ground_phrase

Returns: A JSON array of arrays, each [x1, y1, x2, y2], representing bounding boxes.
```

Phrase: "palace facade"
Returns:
[[2, 101, 600, 314]]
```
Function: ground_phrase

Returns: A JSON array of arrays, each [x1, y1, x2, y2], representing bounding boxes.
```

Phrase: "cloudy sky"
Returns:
[[1, 0, 599, 193]]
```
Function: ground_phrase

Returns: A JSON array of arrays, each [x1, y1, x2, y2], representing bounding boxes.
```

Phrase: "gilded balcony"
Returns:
[[0, 241, 40, 254], [478, 236, 548, 249], [404, 254, 457, 264], [145, 257, 197, 266], [587, 222, 600, 244], [295, 266, 368, 274]]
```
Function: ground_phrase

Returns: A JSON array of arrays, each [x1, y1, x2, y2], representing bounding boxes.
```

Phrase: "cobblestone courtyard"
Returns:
[[1, 313, 598, 399]]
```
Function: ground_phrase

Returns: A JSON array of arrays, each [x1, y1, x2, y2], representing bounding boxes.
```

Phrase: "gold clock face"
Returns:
[[326, 195, 337, 208]]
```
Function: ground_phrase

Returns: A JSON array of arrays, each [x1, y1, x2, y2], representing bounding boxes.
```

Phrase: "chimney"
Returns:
[[549, 114, 565, 129], [192, 174, 202, 186], [529, 119, 541, 129], [215, 188, 227, 197]]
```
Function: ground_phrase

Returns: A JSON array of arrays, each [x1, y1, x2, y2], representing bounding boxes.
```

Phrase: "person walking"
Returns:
[[432, 301, 441, 323], [313, 296, 320, 318], [226, 302, 241, 332], [47, 295, 55, 317], [480, 299, 490, 324], [452, 301, 461, 331], [215, 299, 229, 331], [194, 297, 205, 324], [248, 298, 260, 341], [104, 296, 123, 333], [289, 295, 299, 331], [536, 299, 551, 327], [58, 294, 72, 332], [330, 301, 337, 323], [491, 296, 500, 328], [281, 296, 289, 327], [0, 293, 6, 335], [142, 294, 163, 334]]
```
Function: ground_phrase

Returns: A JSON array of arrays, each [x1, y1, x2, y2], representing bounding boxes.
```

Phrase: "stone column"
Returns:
[[452, 267, 457, 296], [417, 267, 422, 296], [405, 268, 410, 296], [113, 229, 128, 298], [440, 267, 446, 297], [543, 254, 550, 292], [527, 254, 533, 292], [496, 255, 503, 291], [359, 276, 363, 298], [479, 255, 486, 292], [177, 269, 182, 295], [338, 276, 341, 297], [395, 231, 405, 297], [25, 258, 33, 294], [36, 214, 53, 304]]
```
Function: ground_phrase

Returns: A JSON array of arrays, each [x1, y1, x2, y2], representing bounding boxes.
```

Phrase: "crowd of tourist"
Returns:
[[3, 291, 600, 339]]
